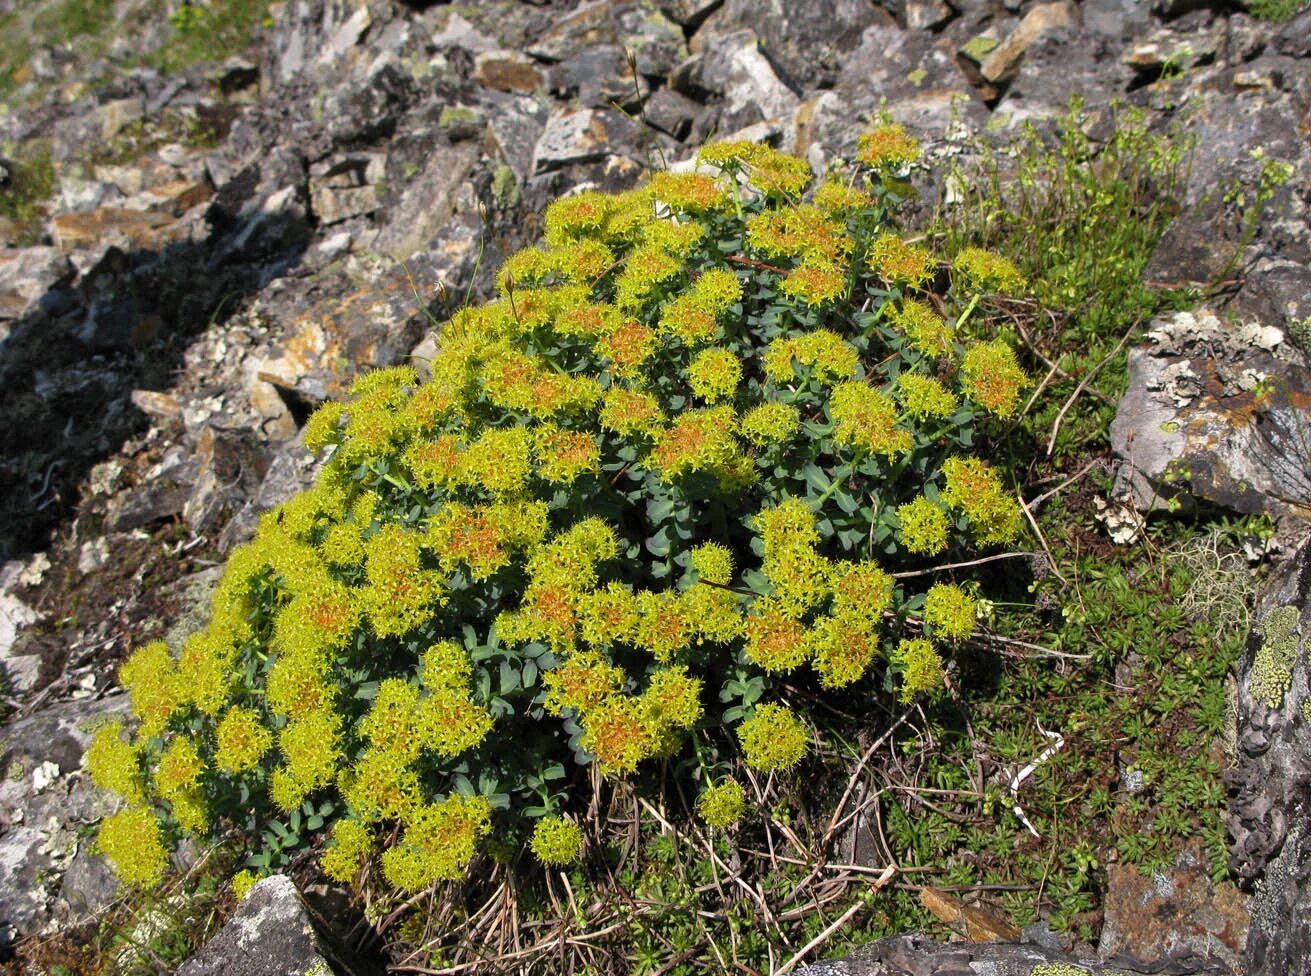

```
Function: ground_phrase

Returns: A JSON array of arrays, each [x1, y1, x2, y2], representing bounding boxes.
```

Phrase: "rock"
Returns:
[[1123, 27, 1222, 79], [0, 695, 132, 936], [50, 208, 186, 253], [484, 96, 550, 185], [670, 29, 800, 131], [0, 562, 43, 694], [373, 142, 478, 261], [980, 1, 1081, 84], [792, 932, 1236, 974], [183, 426, 272, 531], [1228, 540, 1311, 976], [905, 0, 954, 31], [310, 183, 380, 225], [0, 248, 74, 322], [1098, 841, 1248, 972], [96, 97, 145, 142], [1274, 10, 1311, 58], [176, 875, 377, 976], [218, 435, 323, 551], [643, 87, 704, 140], [526, 1, 686, 74], [474, 51, 543, 94], [531, 106, 642, 175], [549, 46, 649, 111], [703, 0, 885, 90], [1109, 308, 1311, 519]]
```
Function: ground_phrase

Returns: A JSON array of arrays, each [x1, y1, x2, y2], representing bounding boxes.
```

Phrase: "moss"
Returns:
[[491, 164, 520, 211], [1030, 965, 1091, 976], [960, 35, 1000, 64], [1251, 604, 1302, 709], [439, 106, 479, 128]]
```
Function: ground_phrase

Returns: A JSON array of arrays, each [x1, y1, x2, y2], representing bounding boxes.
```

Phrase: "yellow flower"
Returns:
[[687, 347, 742, 403], [303, 401, 345, 453], [755, 498, 818, 555], [280, 709, 343, 791], [739, 402, 800, 446], [543, 651, 625, 715], [360, 524, 445, 638], [648, 170, 731, 213], [99, 806, 169, 888], [698, 779, 747, 828], [890, 298, 955, 359], [530, 816, 585, 866], [641, 666, 703, 731], [811, 615, 878, 688], [762, 330, 858, 384], [814, 179, 874, 214], [119, 640, 183, 738], [941, 457, 1023, 545], [544, 190, 616, 245], [381, 795, 492, 892], [321, 818, 373, 883], [86, 720, 144, 804], [746, 206, 849, 264], [737, 703, 807, 773], [232, 870, 258, 901], [745, 600, 810, 672], [856, 123, 921, 173], [829, 561, 894, 626], [953, 247, 1025, 293], [599, 388, 665, 439], [896, 496, 950, 556], [578, 583, 640, 648], [360, 678, 423, 761], [215, 706, 272, 774], [896, 373, 959, 420], [633, 589, 694, 661], [830, 382, 913, 457], [923, 583, 977, 641], [344, 748, 422, 823], [156, 735, 205, 799], [581, 696, 655, 776], [427, 503, 510, 582], [534, 425, 600, 484], [690, 543, 734, 586], [650, 407, 741, 482], [869, 233, 935, 289], [779, 261, 847, 305], [962, 339, 1028, 418], [596, 320, 660, 379], [614, 246, 683, 312], [458, 426, 532, 497], [891, 638, 944, 702]]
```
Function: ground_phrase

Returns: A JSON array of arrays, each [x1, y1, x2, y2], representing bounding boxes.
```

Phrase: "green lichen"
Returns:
[[906, 68, 927, 87], [491, 164, 520, 211], [1300, 698, 1311, 723], [439, 106, 478, 129], [960, 35, 1000, 64], [1251, 604, 1302, 708], [1030, 964, 1091, 976]]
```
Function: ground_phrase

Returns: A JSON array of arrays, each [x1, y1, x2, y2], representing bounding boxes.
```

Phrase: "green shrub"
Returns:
[[88, 130, 1032, 899]]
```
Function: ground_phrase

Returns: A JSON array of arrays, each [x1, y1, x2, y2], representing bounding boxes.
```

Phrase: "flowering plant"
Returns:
[[88, 127, 1029, 897]]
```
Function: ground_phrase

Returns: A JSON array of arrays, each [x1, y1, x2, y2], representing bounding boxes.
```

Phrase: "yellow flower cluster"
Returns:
[[91, 128, 1043, 897], [530, 816, 585, 866], [697, 779, 746, 828], [738, 704, 808, 772]]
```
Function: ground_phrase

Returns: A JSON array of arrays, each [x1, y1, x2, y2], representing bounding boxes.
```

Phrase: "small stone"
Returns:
[[643, 87, 703, 140], [129, 389, 183, 421], [980, 2, 1080, 84], [310, 184, 379, 225], [474, 51, 543, 93], [905, 0, 953, 30], [531, 106, 640, 175], [97, 97, 144, 142]]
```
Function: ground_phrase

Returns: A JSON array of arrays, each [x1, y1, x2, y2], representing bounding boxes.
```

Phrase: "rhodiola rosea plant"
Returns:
[[87, 127, 1031, 899]]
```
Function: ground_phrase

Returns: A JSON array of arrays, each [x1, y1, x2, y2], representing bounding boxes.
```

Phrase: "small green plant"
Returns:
[[0, 141, 55, 244], [1249, 0, 1309, 21], [88, 130, 1036, 909]]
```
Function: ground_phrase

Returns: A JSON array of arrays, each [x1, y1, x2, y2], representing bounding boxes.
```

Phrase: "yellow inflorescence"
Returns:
[[738, 703, 808, 773], [95, 130, 1040, 897], [530, 816, 585, 866]]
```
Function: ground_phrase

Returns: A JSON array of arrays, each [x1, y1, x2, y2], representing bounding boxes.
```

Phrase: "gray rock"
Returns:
[[177, 875, 377, 976], [1109, 308, 1311, 519], [1274, 10, 1311, 58], [549, 46, 650, 111], [0, 248, 75, 323], [1228, 540, 1311, 975], [980, 1, 1082, 84], [373, 142, 478, 262], [643, 86, 704, 140], [794, 932, 1236, 974], [669, 29, 800, 132], [218, 435, 323, 552], [531, 106, 642, 175], [0, 695, 131, 936], [704, 0, 886, 90]]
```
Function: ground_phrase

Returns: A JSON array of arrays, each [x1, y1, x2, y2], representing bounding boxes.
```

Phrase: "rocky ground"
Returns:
[[1, 0, 1310, 973]]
